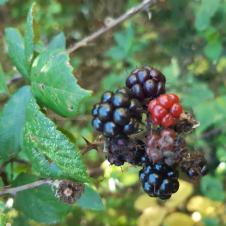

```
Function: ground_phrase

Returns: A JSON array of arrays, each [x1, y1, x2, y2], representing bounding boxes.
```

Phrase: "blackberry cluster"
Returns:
[[139, 162, 179, 200], [92, 88, 142, 137], [126, 67, 166, 101], [91, 66, 208, 200]]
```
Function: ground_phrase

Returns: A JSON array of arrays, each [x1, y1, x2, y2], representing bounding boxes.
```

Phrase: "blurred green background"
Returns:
[[0, 0, 226, 225]]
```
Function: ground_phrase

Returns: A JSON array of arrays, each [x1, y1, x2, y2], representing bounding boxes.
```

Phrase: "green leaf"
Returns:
[[194, 95, 226, 132], [13, 214, 29, 226], [0, 213, 7, 225], [24, 3, 38, 70], [182, 81, 214, 107], [162, 58, 180, 85], [195, 0, 220, 31], [105, 23, 146, 61], [48, 32, 66, 50], [0, 86, 32, 160], [204, 38, 222, 61], [216, 148, 226, 162], [27, 146, 64, 179], [5, 28, 29, 79], [0, 65, 8, 95], [31, 50, 91, 117], [77, 185, 104, 211], [23, 97, 89, 182], [201, 175, 225, 201], [14, 173, 70, 224]]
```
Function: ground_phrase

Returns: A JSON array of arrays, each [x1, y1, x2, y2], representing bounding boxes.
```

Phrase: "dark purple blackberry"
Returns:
[[91, 89, 143, 137], [126, 66, 166, 101], [139, 162, 179, 199], [105, 137, 147, 166]]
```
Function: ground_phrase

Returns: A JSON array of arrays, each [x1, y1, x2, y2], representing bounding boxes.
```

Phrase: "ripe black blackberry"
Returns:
[[126, 66, 166, 101], [92, 88, 143, 137], [139, 162, 179, 199], [105, 136, 147, 166]]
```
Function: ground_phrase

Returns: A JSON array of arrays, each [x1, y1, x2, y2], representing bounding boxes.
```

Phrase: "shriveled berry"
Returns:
[[146, 129, 185, 166], [105, 137, 147, 166], [180, 152, 208, 179]]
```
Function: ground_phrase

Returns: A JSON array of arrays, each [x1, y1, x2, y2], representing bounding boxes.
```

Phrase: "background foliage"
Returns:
[[0, 0, 226, 225]]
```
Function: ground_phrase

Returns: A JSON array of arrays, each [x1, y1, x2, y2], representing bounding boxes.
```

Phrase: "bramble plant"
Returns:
[[0, 0, 226, 225]]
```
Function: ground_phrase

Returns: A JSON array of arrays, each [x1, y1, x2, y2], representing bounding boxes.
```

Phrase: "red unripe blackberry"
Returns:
[[126, 67, 166, 101], [105, 137, 147, 166], [139, 162, 179, 199], [148, 93, 183, 128], [92, 88, 143, 137], [146, 129, 186, 166]]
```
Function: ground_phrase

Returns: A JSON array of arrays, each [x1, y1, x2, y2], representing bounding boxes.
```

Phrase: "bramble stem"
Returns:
[[67, 0, 157, 53]]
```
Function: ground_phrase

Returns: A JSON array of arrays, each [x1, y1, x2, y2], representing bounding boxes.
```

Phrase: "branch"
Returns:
[[67, 0, 157, 53], [0, 179, 53, 196]]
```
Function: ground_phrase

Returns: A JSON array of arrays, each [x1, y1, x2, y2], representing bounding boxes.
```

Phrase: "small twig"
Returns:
[[67, 0, 157, 53], [0, 179, 53, 196]]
